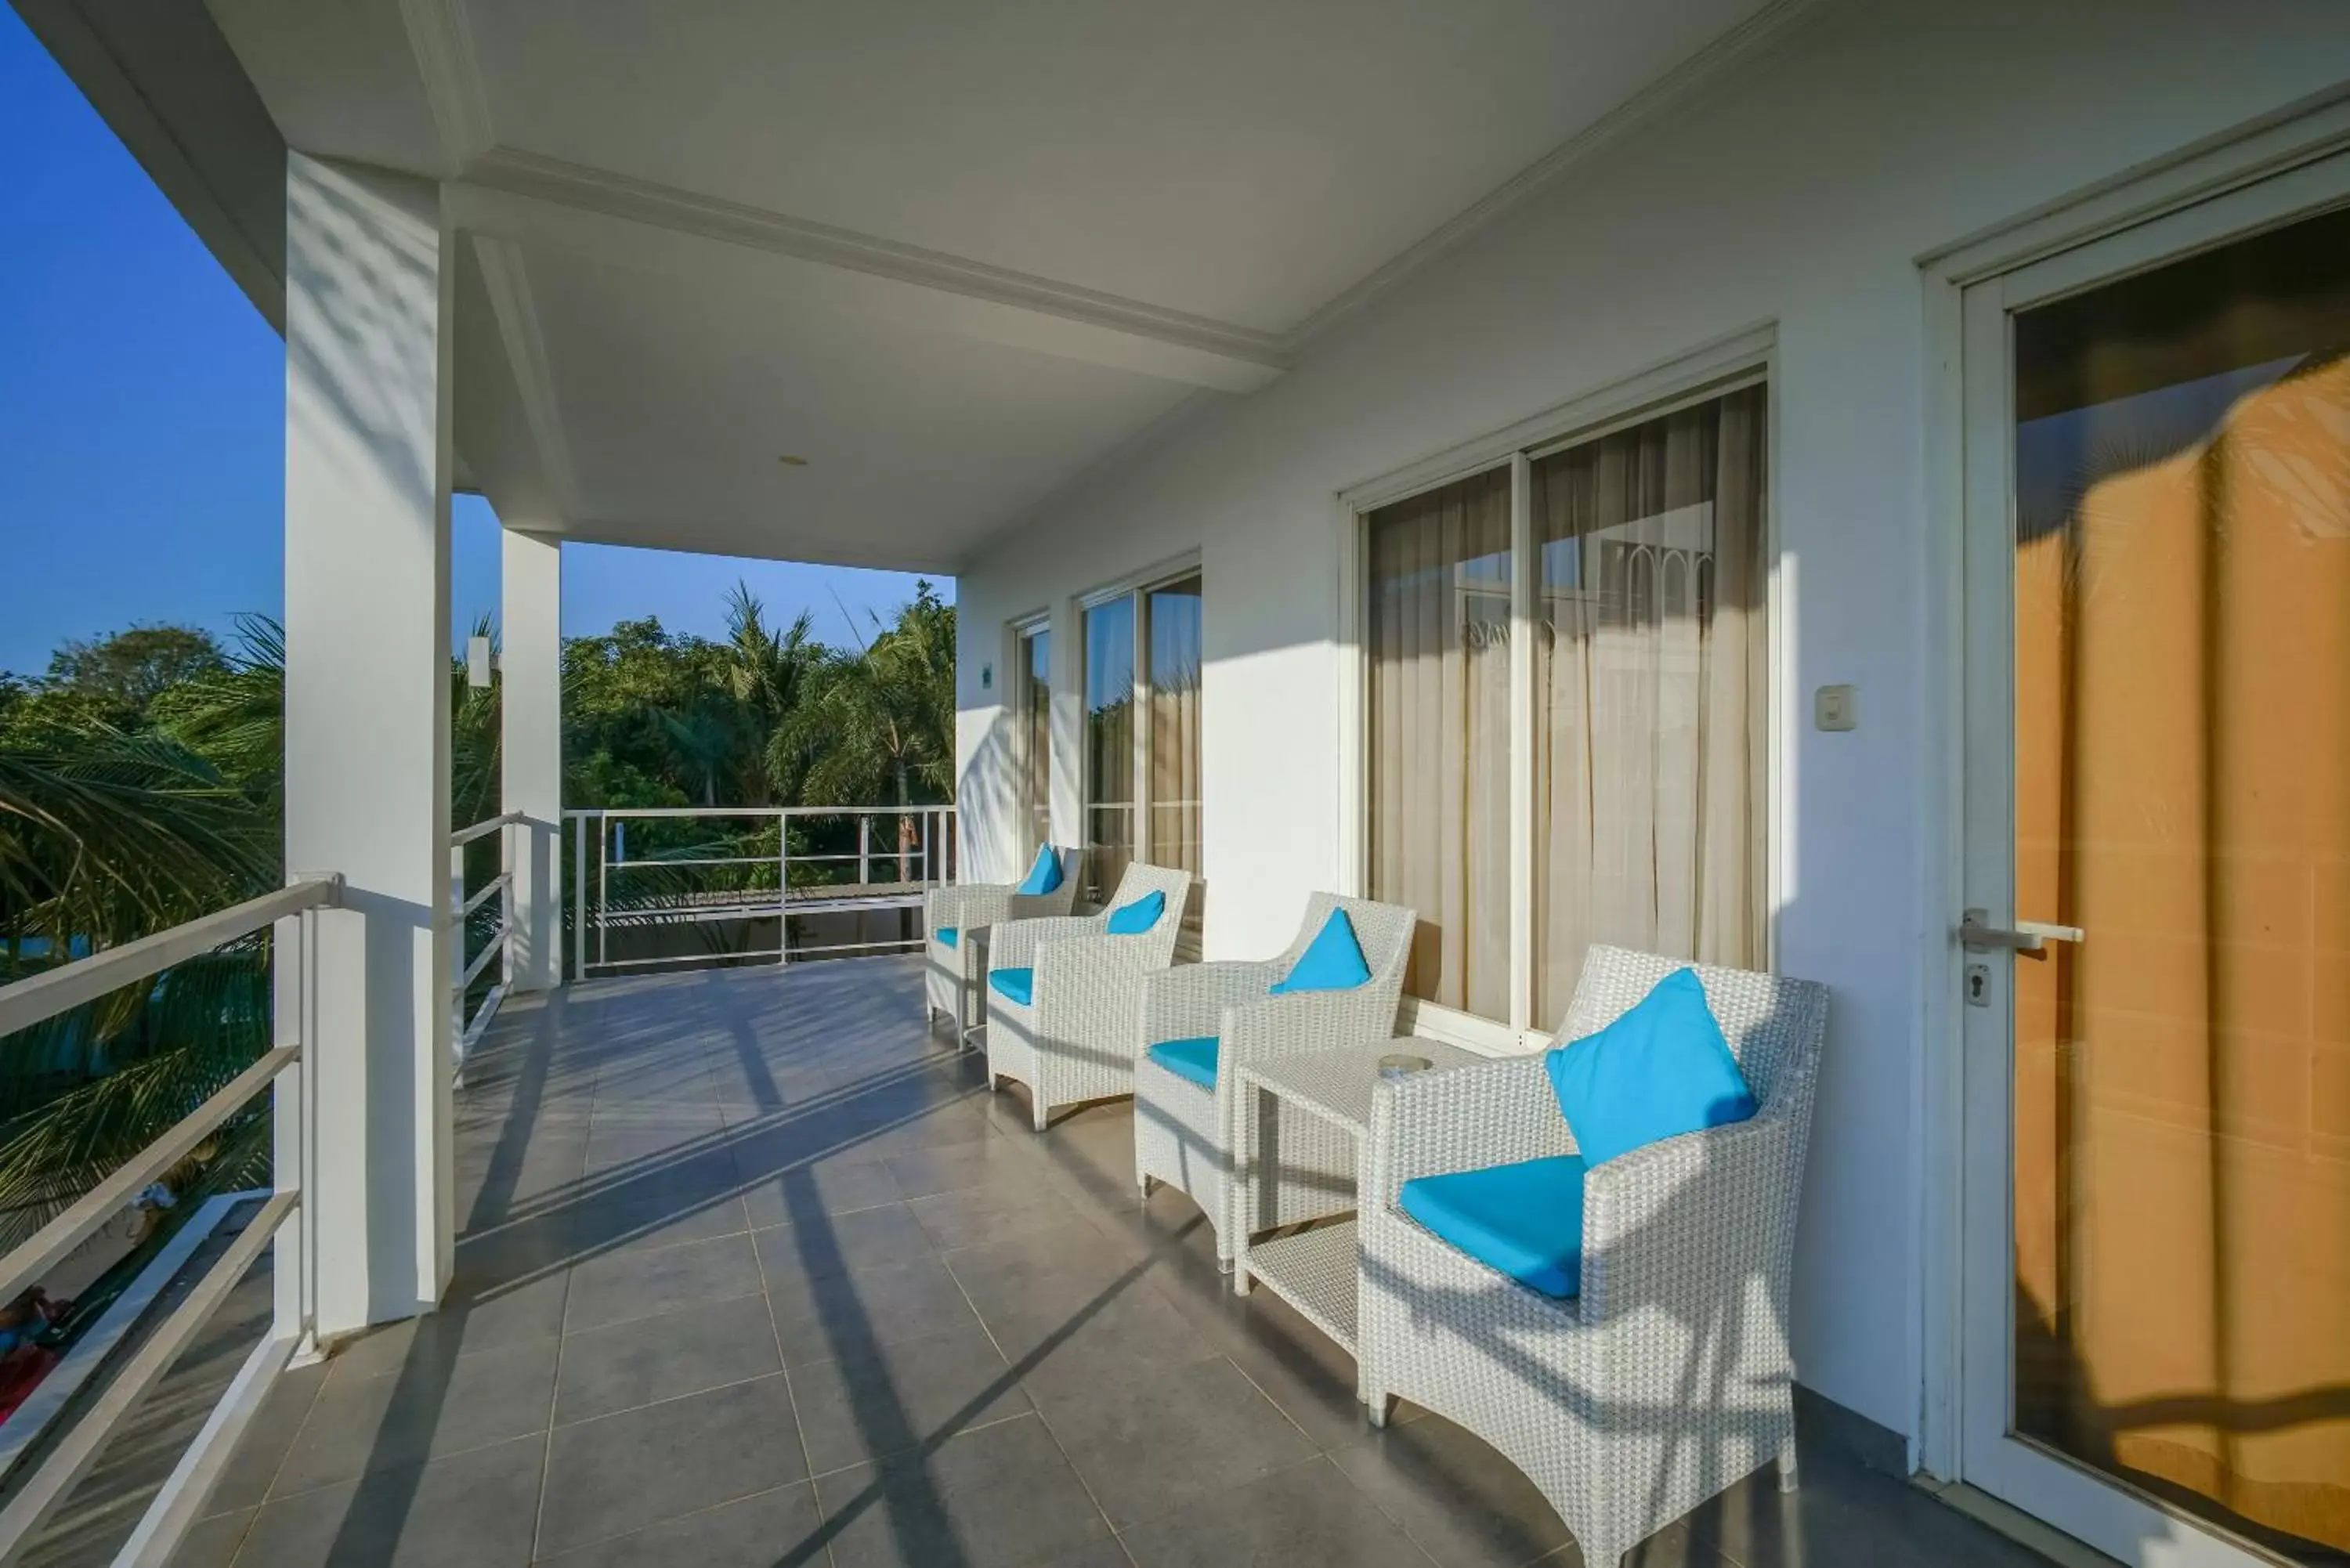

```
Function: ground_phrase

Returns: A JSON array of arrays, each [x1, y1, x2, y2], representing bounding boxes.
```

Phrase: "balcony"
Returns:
[[133, 955, 2053, 1568]]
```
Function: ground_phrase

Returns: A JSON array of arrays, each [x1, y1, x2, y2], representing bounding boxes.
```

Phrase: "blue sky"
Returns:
[[0, 6, 945, 680]]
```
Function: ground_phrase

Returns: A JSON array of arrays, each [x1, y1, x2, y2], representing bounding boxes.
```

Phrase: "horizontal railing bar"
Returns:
[[457, 929, 506, 992], [455, 872, 511, 919], [0, 1190, 296, 1555], [581, 935, 924, 974], [605, 854, 920, 871], [562, 805, 950, 820], [0, 877, 338, 1041], [448, 811, 525, 847], [0, 1046, 299, 1307], [585, 947, 786, 971]]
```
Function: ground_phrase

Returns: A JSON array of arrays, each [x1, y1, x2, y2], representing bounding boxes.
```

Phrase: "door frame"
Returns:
[[1918, 86, 2350, 1565]]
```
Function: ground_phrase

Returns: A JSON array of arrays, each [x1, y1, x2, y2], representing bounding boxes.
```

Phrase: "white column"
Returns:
[[282, 151, 454, 1337], [501, 526, 563, 991]]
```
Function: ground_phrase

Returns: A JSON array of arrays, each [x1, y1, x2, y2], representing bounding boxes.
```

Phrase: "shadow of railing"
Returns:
[[316, 956, 1174, 1566]]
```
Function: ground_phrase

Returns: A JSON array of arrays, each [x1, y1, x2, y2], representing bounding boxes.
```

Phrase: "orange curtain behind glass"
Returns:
[[2013, 356, 2350, 1552]]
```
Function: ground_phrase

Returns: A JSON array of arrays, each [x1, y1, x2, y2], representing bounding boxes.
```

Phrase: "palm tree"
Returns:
[[0, 730, 277, 1245], [782, 583, 955, 879]]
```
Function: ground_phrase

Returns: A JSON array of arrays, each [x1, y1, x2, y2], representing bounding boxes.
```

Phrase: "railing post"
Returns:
[[448, 839, 466, 1056], [272, 898, 318, 1360], [498, 820, 515, 988], [573, 812, 587, 981], [777, 811, 790, 966], [857, 813, 870, 889]]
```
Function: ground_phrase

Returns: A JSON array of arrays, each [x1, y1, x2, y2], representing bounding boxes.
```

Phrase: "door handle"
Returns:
[[1958, 909, 2084, 954]]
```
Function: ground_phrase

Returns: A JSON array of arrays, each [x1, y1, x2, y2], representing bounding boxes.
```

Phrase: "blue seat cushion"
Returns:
[[1146, 1036, 1220, 1090], [1400, 1155, 1589, 1299], [1105, 889, 1166, 934], [1015, 846, 1064, 897], [988, 967, 1034, 1007], [1270, 908, 1372, 994], [1545, 968, 1756, 1169], [935, 927, 959, 948]]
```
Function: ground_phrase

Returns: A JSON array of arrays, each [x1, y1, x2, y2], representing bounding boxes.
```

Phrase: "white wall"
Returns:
[[953, 0, 2350, 1440]]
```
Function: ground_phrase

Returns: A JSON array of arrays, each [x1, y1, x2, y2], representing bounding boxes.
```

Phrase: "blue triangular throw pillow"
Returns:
[[1015, 845, 1063, 896], [1270, 909, 1372, 995], [1105, 889, 1165, 934], [1545, 968, 1755, 1169]]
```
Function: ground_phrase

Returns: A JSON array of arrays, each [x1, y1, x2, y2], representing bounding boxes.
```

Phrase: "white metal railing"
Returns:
[[567, 804, 956, 977], [0, 875, 337, 1562], [450, 811, 523, 1068]]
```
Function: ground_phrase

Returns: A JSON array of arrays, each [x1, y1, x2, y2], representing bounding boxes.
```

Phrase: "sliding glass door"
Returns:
[[1360, 381, 1769, 1034]]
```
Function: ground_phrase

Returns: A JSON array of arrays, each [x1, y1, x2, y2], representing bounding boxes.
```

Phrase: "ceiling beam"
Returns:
[[467, 234, 582, 519], [446, 152, 1288, 394]]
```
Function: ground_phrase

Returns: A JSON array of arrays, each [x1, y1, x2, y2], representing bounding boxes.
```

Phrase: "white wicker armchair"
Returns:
[[1358, 946, 1828, 1568], [982, 861, 1195, 1132], [1131, 894, 1416, 1269], [922, 846, 1081, 1034]]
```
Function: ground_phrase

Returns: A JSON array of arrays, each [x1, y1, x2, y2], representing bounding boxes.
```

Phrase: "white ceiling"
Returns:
[[206, 0, 1790, 571]]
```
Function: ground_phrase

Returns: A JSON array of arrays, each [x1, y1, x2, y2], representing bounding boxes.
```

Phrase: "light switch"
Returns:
[[1814, 684, 1857, 732]]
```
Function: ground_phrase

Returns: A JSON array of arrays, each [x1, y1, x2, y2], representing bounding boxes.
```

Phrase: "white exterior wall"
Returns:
[[954, 0, 2350, 1443]]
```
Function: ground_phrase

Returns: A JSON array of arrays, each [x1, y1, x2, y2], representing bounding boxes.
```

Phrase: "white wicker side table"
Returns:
[[1231, 1038, 1478, 1375]]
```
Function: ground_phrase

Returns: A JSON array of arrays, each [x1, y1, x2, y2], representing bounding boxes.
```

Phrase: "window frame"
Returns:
[[1008, 611, 1052, 854], [1335, 331, 1781, 1052]]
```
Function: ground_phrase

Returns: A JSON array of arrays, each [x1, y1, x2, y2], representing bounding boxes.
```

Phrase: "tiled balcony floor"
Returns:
[[178, 956, 2061, 1568]]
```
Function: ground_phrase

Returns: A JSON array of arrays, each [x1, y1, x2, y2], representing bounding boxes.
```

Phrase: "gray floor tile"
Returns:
[[1176, 1283, 1426, 1451], [1019, 1541, 1138, 1568], [170, 1507, 255, 1568], [533, 1481, 825, 1566], [983, 1281, 1223, 1406], [234, 1431, 544, 1568], [1036, 1357, 1315, 1528], [907, 1173, 1094, 1251], [203, 1361, 326, 1513], [1677, 1456, 2055, 1568], [765, 1252, 984, 1364], [321, 1281, 566, 1385], [754, 1201, 938, 1281], [1329, 1414, 1575, 1568], [788, 1320, 1032, 1474], [562, 1232, 764, 1334], [813, 1411, 1115, 1568], [554, 1292, 783, 1425], [561, 1171, 751, 1256], [883, 1131, 1047, 1199], [271, 1332, 558, 1495], [938, 1223, 1142, 1322], [1119, 1456, 1434, 1568], [738, 1147, 907, 1225], [537, 1374, 806, 1555]]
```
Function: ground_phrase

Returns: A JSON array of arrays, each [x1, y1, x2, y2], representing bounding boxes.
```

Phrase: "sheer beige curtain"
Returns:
[[1531, 385, 1767, 1022], [1021, 627, 1050, 851], [1147, 576, 1205, 945], [1367, 467, 1513, 1020]]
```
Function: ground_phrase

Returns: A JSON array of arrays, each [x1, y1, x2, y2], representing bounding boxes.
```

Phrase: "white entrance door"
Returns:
[[1959, 159, 2350, 1568]]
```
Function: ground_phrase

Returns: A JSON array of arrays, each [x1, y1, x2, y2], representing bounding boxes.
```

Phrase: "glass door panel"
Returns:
[[1083, 596, 1136, 901], [2001, 201, 2350, 1565]]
